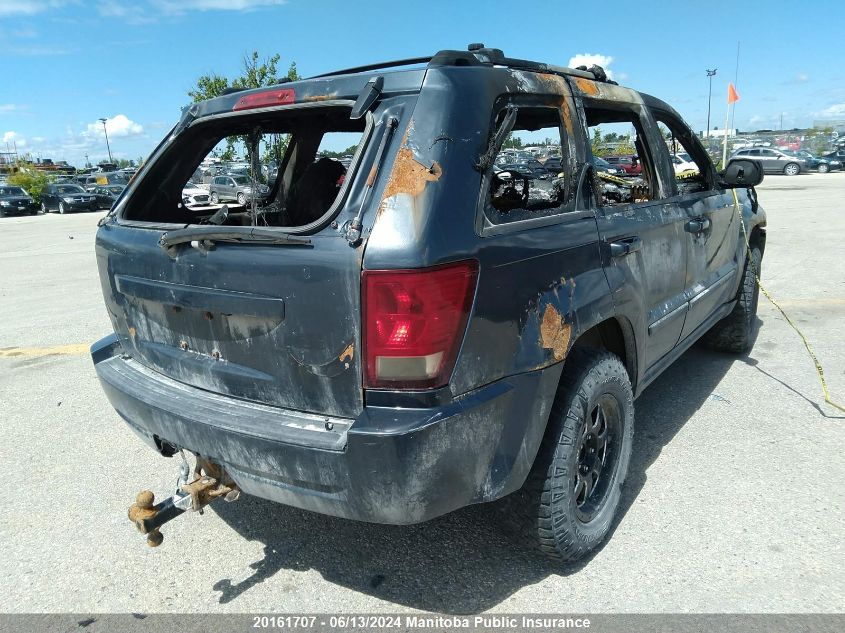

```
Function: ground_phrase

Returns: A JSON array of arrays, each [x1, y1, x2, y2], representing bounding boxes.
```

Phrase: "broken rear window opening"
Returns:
[[121, 104, 370, 231]]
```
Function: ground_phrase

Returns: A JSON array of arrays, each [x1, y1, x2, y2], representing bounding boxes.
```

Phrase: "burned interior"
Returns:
[[484, 102, 578, 223], [584, 105, 657, 206], [121, 105, 368, 229]]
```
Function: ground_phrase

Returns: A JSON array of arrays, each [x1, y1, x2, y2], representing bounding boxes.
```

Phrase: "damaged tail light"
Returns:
[[363, 260, 479, 390]]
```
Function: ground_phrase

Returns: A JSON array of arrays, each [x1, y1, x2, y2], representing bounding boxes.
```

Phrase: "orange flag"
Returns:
[[727, 82, 740, 104]]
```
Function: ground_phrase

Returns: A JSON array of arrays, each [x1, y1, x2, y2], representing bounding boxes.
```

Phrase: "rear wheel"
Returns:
[[702, 247, 761, 353], [783, 162, 800, 176], [508, 348, 634, 562], [818, 163, 829, 174]]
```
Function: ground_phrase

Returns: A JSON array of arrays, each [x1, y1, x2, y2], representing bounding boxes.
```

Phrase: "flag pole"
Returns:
[[721, 101, 730, 167]]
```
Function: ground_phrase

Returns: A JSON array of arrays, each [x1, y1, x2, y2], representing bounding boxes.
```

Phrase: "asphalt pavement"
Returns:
[[0, 174, 843, 614]]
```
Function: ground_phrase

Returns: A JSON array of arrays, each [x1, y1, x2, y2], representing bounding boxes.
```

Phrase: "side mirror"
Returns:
[[721, 158, 764, 188]]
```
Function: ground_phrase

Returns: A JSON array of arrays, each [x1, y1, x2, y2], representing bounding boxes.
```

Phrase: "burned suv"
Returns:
[[92, 45, 766, 561]]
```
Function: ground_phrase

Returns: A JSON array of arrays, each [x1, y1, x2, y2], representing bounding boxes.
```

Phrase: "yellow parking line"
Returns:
[[0, 344, 90, 358], [765, 298, 845, 308]]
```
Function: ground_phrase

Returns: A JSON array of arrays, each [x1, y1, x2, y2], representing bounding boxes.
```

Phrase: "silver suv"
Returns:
[[731, 147, 807, 176], [208, 174, 269, 205]]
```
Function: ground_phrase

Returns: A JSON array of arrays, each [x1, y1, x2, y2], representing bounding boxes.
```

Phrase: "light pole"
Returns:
[[706, 69, 717, 139], [99, 118, 113, 164]]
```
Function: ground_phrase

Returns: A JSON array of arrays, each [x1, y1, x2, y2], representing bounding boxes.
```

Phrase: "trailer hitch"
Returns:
[[127, 457, 239, 547]]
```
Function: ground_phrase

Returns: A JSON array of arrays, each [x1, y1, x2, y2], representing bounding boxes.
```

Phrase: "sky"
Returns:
[[2, 0, 845, 166]]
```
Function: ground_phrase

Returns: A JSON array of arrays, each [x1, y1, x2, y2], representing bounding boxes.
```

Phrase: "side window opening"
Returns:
[[654, 112, 714, 195], [483, 104, 577, 225], [583, 105, 658, 207], [122, 106, 367, 230]]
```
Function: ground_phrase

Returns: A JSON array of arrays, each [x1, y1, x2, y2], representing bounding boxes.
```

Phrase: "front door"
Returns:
[[650, 109, 740, 341]]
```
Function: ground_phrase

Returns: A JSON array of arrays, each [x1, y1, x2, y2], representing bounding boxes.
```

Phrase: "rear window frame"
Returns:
[[115, 99, 374, 235]]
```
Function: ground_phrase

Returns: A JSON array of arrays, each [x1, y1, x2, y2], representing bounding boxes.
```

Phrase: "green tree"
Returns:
[[188, 52, 302, 164], [8, 168, 52, 204]]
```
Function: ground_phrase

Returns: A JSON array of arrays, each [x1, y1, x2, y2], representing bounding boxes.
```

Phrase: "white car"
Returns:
[[181, 181, 210, 206], [671, 153, 698, 175]]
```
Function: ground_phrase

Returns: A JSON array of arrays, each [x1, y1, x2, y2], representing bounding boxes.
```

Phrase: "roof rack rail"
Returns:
[[305, 44, 616, 85], [310, 56, 433, 79]]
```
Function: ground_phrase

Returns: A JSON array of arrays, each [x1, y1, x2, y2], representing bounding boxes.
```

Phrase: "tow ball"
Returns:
[[127, 456, 239, 547]]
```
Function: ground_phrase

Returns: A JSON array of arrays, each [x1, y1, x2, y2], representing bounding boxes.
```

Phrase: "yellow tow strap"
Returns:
[[732, 188, 845, 413]]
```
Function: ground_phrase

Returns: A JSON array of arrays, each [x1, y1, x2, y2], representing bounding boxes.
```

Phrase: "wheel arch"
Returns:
[[569, 315, 638, 391]]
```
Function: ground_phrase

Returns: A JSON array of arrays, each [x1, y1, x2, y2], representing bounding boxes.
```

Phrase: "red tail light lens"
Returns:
[[232, 88, 295, 111], [363, 260, 479, 390]]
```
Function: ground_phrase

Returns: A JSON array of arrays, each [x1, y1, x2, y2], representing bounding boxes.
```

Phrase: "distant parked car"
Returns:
[[208, 175, 270, 205], [0, 185, 39, 216], [603, 154, 642, 176], [791, 150, 841, 173], [514, 158, 549, 180], [592, 156, 624, 176], [40, 183, 98, 214], [731, 147, 807, 175], [182, 181, 210, 207], [670, 153, 698, 174], [542, 156, 562, 175], [822, 149, 845, 165], [92, 185, 126, 209]]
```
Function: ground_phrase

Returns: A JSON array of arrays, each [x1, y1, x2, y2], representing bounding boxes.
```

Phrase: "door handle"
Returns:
[[609, 237, 642, 257], [685, 217, 711, 233]]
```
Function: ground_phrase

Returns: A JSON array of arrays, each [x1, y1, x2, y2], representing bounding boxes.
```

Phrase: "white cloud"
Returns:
[[0, 1, 73, 16], [83, 114, 144, 139], [2, 131, 26, 147], [151, 0, 286, 13], [0, 104, 25, 114], [795, 73, 809, 83], [568, 53, 615, 80], [818, 103, 845, 118]]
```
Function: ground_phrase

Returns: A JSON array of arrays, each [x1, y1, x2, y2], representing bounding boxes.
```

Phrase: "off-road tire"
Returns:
[[702, 247, 762, 353], [507, 347, 634, 562], [818, 163, 829, 174], [783, 162, 800, 176]]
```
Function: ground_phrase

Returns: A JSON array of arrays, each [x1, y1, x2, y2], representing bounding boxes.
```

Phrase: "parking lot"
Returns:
[[1, 174, 843, 614]]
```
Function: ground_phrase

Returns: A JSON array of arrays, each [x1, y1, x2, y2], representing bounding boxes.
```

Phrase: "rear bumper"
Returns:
[[92, 334, 560, 524]]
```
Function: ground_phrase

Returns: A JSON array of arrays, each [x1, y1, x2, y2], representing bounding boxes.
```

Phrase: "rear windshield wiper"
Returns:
[[159, 225, 311, 257]]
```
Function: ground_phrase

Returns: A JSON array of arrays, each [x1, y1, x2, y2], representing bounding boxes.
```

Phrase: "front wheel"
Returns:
[[702, 247, 761, 353], [41, 202, 48, 214], [783, 162, 800, 176], [210, 191, 219, 204], [818, 163, 829, 174], [236, 192, 246, 205], [58, 202, 66, 214], [508, 347, 634, 562]]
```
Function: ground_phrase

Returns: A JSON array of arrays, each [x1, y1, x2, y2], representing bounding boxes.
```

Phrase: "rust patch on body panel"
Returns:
[[381, 147, 442, 200], [540, 304, 571, 362], [574, 78, 599, 96], [339, 343, 354, 363], [560, 98, 574, 135], [303, 94, 338, 102]]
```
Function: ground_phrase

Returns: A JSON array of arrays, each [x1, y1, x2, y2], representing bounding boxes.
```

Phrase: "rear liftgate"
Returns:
[[127, 453, 240, 547]]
